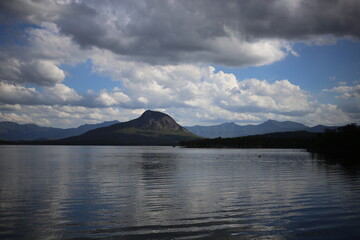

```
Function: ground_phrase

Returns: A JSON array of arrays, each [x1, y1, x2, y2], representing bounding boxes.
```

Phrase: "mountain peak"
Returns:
[[128, 110, 184, 131], [219, 122, 238, 127], [263, 119, 279, 124], [258, 119, 308, 132], [140, 110, 167, 119]]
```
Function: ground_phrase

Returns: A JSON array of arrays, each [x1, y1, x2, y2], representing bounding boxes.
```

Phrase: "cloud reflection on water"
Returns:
[[0, 146, 360, 239]]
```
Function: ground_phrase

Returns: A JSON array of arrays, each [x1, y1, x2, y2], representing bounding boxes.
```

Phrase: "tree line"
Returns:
[[180, 124, 359, 163]]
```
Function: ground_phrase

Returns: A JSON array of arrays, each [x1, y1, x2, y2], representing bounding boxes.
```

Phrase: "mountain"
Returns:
[[185, 120, 337, 138], [308, 124, 338, 133], [252, 120, 308, 133], [0, 120, 119, 141], [50, 110, 200, 146], [186, 122, 241, 138]]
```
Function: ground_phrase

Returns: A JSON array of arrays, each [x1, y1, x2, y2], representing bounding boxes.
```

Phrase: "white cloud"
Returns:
[[0, 82, 83, 105], [43, 83, 82, 102], [93, 89, 131, 107], [0, 56, 66, 86], [295, 104, 351, 126], [0, 82, 41, 105], [0, 23, 89, 87], [137, 97, 148, 105], [0, 105, 143, 128], [0, 81, 133, 108], [90, 54, 316, 116], [0, 111, 34, 125], [25, 22, 90, 65], [322, 84, 360, 99], [320, 84, 360, 121], [22, 60, 66, 86]]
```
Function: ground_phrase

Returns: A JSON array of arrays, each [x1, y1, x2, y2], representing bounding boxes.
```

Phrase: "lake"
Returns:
[[0, 146, 360, 240]]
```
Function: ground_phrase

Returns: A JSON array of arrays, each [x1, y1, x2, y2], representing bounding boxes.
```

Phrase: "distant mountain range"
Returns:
[[185, 120, 338, 138], [0, 112, 339, 145], [0, 120, 119, 141]]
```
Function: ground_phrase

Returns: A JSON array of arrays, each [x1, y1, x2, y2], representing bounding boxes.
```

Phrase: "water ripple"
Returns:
[[1, 146, 360, 239]]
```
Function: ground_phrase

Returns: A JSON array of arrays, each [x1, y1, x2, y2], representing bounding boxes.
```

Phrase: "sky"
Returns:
[[0, 0, 360, 128]]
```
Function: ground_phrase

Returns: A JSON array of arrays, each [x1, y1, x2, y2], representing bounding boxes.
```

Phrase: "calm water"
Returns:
[[1, 146, 360, 240]]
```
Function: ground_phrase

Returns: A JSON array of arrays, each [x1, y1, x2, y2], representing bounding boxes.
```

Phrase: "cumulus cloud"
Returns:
[[24, 22, 91, 64], [322, 84, 360, 99], [0, 82, 72, 105], [0, 105, 142, 128], [295, 104, 351, 127], [321, 84, 360, 120], [89, 52, 316, 116], [0, 55, 65, 86], [43, 83, 82, 102], [0, 22, 89, 86], [91, 88, 131, 107], [22, 60, 65, 86], [0, 111, 34, 125], [217, 78, 314, 115], [0, 82, 42, 105], [0, 82, 131, 108]]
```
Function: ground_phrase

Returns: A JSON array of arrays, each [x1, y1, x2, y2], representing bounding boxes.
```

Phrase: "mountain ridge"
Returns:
[[185, 119, 338, 138], [0, 120, 119, 141]]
